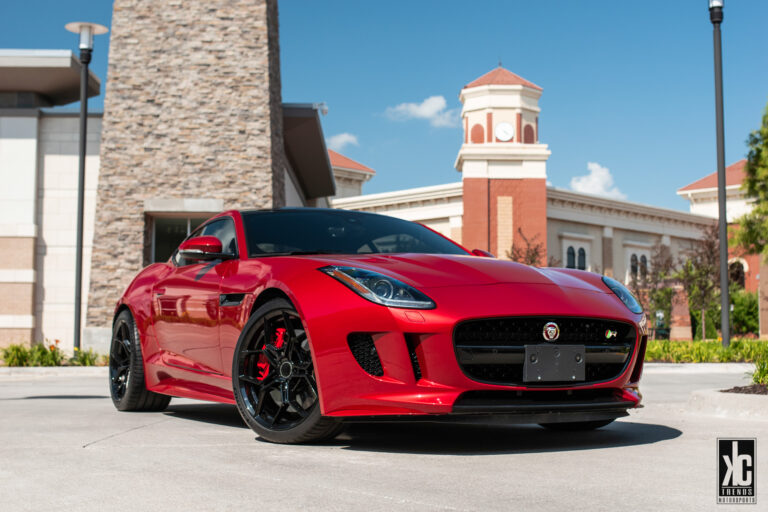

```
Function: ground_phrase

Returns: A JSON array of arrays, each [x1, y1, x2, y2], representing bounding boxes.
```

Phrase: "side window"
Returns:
[[202, 218, 238, 256]]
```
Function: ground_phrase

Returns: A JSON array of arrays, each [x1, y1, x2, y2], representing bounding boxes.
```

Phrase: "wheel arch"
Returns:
[[249, 287, 295, 318]]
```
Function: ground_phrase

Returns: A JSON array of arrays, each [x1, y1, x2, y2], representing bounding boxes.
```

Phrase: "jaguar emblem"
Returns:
[[542, 322, 560, 342], [605, 329, 618, 339]]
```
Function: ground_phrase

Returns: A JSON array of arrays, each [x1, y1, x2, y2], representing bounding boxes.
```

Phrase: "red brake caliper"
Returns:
[[256, 327, 286, 381]]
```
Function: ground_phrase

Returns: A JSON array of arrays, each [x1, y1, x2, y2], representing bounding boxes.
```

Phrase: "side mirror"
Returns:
[[179, 236, 230, 261], [471, 249, 495, 258]]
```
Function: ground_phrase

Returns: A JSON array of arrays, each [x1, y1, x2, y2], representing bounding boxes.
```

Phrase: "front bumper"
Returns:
[[299, 282, 645, 419]]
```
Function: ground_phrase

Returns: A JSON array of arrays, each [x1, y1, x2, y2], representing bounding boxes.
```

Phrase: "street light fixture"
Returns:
[[65, 22, 108, 352], [707, 1, 729, 347]]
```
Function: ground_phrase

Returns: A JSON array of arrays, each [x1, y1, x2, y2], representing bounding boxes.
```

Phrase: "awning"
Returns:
[[282, 103, 335, 199], [0, 49, 100, 107]]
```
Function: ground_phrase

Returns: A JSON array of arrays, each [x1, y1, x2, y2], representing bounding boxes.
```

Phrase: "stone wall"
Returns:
[[87, 0, 286, 328]]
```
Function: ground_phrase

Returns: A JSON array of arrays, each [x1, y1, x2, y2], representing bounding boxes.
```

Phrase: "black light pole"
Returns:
[[65, 22, 108, 351], [708, 1, 730, 347]]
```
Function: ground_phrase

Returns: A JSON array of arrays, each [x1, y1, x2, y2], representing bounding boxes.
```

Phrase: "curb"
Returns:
[[643, 362, 755, 374], [687, 389, 768, 420], [0, 366, 108, 377]]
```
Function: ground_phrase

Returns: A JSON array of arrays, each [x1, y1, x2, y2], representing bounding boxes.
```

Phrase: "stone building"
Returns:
[[0, 50, 102, 348]]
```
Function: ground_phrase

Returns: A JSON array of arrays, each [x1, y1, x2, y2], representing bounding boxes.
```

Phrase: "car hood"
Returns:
[[313, 253, 608, 293]]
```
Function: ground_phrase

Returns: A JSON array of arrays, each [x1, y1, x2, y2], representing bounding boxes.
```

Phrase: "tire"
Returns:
[[232, 298, 342, 444], [539, 419, 615, 431], [109, 309, 171, 412]]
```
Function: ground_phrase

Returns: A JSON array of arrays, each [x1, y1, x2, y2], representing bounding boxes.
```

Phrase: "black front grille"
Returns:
[[348, 333, 384, 377], [454, 317, 636, 386]]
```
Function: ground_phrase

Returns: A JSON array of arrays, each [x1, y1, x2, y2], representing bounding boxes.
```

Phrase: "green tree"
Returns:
[[677, 224, 721, 340], [647, 242, 677, 337], [733, 100, 768, 256]]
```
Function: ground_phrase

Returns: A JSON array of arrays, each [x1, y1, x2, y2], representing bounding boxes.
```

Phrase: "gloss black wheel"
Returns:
[[232, 298, 342, 443], [109, 309, 171, 412]]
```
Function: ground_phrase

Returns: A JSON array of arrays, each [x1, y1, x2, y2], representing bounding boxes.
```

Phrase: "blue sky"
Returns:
[[2, 1, 767, 211]]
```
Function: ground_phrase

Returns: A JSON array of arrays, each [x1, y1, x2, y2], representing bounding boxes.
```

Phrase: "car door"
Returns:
[[153, 216, 239, 375]]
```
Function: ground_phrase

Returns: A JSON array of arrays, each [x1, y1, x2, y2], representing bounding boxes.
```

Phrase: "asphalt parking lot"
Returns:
[[0, 366, 765, 511]]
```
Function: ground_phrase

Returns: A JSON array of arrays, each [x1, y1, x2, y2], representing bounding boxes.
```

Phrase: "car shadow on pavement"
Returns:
[[335, 420, 682, 455], [163, 403, 248, 429], [159, 403, 681, 455]]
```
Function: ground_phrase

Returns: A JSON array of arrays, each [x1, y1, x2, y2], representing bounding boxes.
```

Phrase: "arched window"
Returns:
[[630, 254, 638, 280], [577, 248, 586, 270], [729, 261, 746, 289], [640, 255, 648, 280], [566, 246, 575, 269], [470, 124, 484, 144], [523, 124, 535, 143]]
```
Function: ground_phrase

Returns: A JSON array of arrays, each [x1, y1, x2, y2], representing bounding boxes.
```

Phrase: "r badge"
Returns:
[[542, 322, 560, 342], [605, 329, 618, 339]]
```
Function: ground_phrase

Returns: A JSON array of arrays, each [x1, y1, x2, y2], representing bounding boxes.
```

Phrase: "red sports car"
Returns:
[[109, 208, 647, 443]]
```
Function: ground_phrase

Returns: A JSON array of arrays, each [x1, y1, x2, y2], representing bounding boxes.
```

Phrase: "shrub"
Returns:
[[753, 352, 768, 385], [645, 339, 768, 363], [1, 344, 31, 366], [732, 289, 759, 335], [71, 347, 99, 366]]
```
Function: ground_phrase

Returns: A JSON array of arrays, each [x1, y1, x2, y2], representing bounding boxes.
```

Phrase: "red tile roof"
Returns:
[[328, 149, 375, 174], [464, 66, 542, 91], [678, 159, 747, 192]]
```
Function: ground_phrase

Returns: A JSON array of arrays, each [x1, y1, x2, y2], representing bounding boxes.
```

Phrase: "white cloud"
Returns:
[[385, 95, 459, 127], [326, 133, 359, 152], [569, 162, 627, 200]]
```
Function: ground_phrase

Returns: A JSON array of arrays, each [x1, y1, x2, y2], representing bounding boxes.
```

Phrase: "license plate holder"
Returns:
[[523, 344, 586, 383]]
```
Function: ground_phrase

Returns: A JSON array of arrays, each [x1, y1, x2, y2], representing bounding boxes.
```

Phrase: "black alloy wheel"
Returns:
[[108, 309, 171, 412], [109, 319, 133, 401], [232, 298, 342, 444]]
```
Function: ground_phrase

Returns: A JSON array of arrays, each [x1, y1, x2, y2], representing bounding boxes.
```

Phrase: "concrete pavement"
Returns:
[[0, 366, 765, 511]]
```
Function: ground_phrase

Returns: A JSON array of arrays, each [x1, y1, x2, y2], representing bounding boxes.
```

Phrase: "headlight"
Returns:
[[319, 266, 435, 309], [601, 276, 643, 314]]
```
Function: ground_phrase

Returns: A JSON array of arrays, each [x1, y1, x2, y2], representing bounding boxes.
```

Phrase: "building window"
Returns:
[[152, 216, 208, 263], [577, 248, 586, 270], [566, 246, 575, 268], [523, 124, 535, 144], [729, 260, 746, 289], [630, 254, 639, 280], [640, 255, 648, 280]]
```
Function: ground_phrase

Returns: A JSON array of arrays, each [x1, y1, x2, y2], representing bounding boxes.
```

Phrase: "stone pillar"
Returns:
[[86, 0, 288, 331], [670, 285, 692, 341], [759, 259, 768, 339], [601, 227, 613, 278]]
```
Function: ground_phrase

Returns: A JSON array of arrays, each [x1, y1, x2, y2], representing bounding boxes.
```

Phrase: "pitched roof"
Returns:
[[677, 159, 747, 192], [463, 66, 542, 90], [328, 149, 375, 174]]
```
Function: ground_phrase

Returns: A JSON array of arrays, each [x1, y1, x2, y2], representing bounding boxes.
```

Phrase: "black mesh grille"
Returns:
[[348, 333, 384, 377], [454, 317, 636, 386], [405, 334, 423, 381]]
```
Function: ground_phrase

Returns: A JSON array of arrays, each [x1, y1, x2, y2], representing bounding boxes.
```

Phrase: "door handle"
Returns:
[[155, 288, 165, 296]]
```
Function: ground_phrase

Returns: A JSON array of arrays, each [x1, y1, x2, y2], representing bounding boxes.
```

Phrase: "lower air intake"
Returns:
[[348, 333, 384, 377]]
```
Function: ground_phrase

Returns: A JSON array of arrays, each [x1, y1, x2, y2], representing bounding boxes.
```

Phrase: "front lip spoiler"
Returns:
[[338, 408, 631, 425]]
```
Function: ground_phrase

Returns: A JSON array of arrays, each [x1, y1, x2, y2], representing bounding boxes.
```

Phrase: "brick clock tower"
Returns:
[[455, 67, 551, 262]]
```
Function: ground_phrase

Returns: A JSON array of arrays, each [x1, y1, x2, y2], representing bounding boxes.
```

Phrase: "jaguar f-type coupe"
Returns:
[[109, 208, 647, 443]]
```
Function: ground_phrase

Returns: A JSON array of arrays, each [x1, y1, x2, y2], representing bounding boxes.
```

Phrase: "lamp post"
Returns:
[[708, 1, 730, 347], [65, 22, 108, 352]]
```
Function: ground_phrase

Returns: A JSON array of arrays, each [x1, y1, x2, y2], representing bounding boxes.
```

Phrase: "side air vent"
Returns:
[[347, 333, 384, 377], [404, 333, 423, 381]]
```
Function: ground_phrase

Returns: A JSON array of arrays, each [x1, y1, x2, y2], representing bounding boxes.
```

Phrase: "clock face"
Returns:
[[494, 122, 515, 142]]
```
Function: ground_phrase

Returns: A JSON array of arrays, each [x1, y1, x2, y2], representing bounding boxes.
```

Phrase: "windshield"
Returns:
[[241, 209, 468, 257]]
